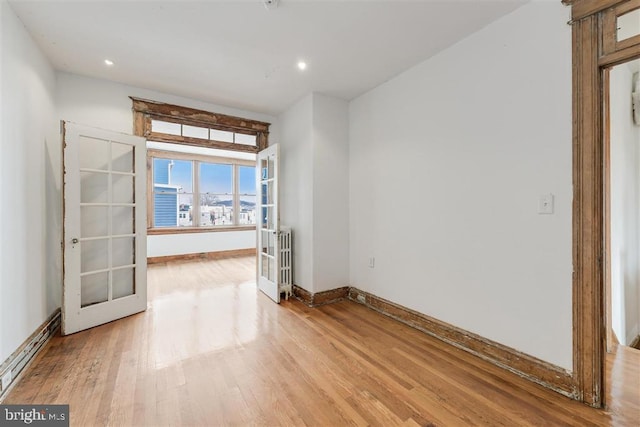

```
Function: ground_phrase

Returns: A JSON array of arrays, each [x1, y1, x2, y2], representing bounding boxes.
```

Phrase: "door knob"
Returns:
[[72, 238, 79, 244]]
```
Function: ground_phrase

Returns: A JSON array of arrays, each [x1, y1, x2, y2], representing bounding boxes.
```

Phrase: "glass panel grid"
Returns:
[[80, 137, 138, 308]]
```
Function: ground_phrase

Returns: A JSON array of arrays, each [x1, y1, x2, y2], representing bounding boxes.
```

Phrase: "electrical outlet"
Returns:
[[356, 294, 366, 303], [2, 370, 12, 391], [538, 194, 554, 214]]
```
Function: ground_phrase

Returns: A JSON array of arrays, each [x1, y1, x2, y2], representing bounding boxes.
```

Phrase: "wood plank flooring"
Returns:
[[4, 257, 639, 426]]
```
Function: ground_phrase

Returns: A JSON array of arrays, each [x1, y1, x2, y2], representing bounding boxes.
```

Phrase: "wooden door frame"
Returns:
[[565, 0, 640, 408]]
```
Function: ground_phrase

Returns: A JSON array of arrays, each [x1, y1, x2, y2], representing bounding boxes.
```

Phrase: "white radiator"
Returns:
[[279, 227, 293, 299]]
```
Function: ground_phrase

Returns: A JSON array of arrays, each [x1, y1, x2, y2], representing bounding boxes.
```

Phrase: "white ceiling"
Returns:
[[9, 0, 528, 115]]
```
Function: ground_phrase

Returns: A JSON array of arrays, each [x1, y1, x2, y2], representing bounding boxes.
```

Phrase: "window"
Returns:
[[149, 148, 256, 230], [131, 97, 270, 233], [150, 119, 258, 147]]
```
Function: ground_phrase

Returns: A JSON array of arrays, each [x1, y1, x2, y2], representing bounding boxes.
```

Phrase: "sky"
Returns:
[[156, 159, 256, 195]]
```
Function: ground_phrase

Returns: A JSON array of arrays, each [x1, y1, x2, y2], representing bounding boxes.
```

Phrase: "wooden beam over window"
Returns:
[[131, 97, 270, 152]]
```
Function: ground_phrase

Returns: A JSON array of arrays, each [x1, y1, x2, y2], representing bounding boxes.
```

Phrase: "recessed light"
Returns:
[[297, 61, 307, 71], [104, 59, 114, 66]]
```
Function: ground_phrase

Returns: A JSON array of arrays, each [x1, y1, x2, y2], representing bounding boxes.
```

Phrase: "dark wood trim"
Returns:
[[148, 226, 256, 236], [348, 288, 576, 399], [313, 287, 350, 306], [599, 44, 640, 68], [147, 248, 256, 265], [0, 309, 61, 401], [292, 285, 313, 306], [571, 12, 606, 408], [629, 335, 640, 349], [569, 0, 640, 407], [131, 97, 269, 153], [292, 285, 350, 307], [602, 1, 640, 57], [131, 97, 270, 132], [568, 0, 627, 22]]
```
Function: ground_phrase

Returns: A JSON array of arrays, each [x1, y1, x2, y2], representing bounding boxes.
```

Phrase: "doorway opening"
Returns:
[[605, 59, 640, 353]]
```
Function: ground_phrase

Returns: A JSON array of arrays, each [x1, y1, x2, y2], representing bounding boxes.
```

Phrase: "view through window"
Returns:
[[150, 146, 257, 229], [131, 97, 270, 233]]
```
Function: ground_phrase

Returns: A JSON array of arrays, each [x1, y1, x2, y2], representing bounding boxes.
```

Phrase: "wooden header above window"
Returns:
[[563, 0, 630, 22], [131, 97, 270, 153]]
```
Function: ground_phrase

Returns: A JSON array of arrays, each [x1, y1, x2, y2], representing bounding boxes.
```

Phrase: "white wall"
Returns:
[[609, 62, 640, 346], [279, 95, 314, 290], [0, 0, 58, 363], [148, 231, 256, 257], [312, 94, 350, 292], [349, 1, 573, 369], [56, 72, 278, 257], [278, 93, 350, 293]]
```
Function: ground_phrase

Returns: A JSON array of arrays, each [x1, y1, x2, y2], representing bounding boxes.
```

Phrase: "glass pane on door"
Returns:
[[81, 272, 109, 307], [79, 136, 109, 170], [81, 238, 109, 273], [113, 237, 135, 267], [111, 143, 134, 173], [112, 207, 134, 235], [112, 174, 134, 204], [113, 267, 135, 299], [81, 172, 108, 203], [81, 206, 108, 238]]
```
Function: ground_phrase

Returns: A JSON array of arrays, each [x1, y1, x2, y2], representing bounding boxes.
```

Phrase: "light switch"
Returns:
[[538, 194, 554, 214]]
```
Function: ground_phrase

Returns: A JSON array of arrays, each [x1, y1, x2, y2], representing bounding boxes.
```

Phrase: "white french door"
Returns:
[[62, 122, 147, 335], [257, 144, 280, 303]]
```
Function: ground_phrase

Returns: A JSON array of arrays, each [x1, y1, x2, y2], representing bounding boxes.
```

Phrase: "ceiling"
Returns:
[[9, 0, 528, 116]]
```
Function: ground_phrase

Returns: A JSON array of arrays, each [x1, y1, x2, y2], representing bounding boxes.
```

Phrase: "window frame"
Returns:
[[132, 97, 269, 234], [147, 148, 257, 234]]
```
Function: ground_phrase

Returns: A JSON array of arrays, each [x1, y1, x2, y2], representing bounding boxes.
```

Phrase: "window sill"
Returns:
[[148, 226, 256, 235]]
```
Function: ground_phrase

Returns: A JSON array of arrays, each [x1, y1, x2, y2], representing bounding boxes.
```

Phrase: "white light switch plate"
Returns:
[[538, 194, 554, 214]]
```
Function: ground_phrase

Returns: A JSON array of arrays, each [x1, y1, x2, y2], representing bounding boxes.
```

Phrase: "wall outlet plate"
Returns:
[[2, 370, 12, 391], [538, 194, 554, 214]]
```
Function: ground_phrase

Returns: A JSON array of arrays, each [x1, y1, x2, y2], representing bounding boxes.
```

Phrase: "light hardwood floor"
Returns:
[[4, 257, 639, 426]]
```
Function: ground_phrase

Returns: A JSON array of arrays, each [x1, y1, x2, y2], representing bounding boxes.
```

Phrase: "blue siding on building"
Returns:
[[154, 159, 170, 185], [154, 186, 178, 227]]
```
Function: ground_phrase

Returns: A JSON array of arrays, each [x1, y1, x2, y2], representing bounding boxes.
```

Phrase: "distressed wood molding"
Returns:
[[567, 0, 628, 22], [571, 11, 605, 409], [562, 0, 640, 408], [147, 226, 256, 236], [147, 248, 256, 265], [131, 97, 270, 152], [131, 97, 270, 133], [292, 285, 350, 307], [0, 309, 61, 401], [348, 288, 576, 398]]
